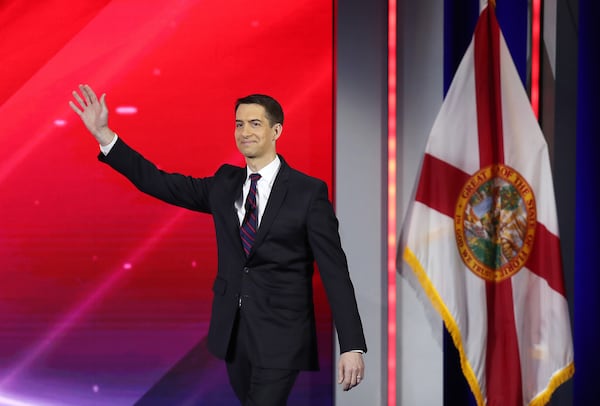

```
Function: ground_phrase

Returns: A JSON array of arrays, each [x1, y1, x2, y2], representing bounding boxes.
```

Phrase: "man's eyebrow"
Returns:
[[236, 118, 264, 123]]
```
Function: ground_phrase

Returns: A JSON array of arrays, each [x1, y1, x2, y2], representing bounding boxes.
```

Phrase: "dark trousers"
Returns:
[[225, 310, 299, 406]]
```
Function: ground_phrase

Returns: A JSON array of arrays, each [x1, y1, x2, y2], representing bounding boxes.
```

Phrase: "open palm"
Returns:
[[69, 84, 113, 145]]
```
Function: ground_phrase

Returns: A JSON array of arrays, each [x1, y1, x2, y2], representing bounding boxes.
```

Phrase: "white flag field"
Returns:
[[399, 6, 574, 406]]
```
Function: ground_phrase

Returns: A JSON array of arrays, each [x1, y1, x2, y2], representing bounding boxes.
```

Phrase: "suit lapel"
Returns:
[[220, 168, 246, 258]]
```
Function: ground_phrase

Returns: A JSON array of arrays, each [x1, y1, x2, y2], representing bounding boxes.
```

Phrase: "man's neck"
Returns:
[[246, 153, 277, 173]]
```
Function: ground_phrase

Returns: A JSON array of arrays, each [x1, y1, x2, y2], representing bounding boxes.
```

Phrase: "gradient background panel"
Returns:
[[0, 1, 334, 404]]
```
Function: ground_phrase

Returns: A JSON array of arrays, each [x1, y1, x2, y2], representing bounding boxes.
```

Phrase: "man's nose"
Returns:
[[241, 124, 252, 136]]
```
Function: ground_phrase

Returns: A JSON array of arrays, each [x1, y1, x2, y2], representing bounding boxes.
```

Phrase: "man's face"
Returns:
[[235, 103, 281, 160]]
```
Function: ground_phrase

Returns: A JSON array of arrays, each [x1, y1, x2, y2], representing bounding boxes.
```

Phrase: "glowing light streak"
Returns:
[[387, 0, 397, 404], [115, 106, 138, 115], [530, 0, 541, 118], [0, 393, 53, 406], [0, 0, 193, 185], [0, 210, 188, 389]]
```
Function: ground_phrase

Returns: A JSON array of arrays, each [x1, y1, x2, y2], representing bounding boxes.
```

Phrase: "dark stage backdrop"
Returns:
[[0, 1, 334, 404]]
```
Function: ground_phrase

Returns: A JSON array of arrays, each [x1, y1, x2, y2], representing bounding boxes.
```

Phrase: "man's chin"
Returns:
[[237, 147, 256, 158], [238, 150, 256, 159]]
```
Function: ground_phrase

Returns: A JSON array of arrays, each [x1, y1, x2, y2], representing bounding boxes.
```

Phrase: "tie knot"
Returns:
[[249, 173, 261, 183]]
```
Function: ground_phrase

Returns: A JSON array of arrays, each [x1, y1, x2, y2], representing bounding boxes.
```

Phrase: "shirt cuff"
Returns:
[[99, 133, 118, 155]]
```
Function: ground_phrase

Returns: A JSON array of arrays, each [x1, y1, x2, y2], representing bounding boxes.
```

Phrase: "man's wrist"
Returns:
[[99, 133, 118, 155], [95, 127, 115, 147]]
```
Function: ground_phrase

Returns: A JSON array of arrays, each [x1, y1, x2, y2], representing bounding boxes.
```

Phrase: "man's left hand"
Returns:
[[337, 351, 365, 391]]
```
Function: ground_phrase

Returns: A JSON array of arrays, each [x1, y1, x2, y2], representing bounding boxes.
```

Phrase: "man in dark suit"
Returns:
[[70, 84, 366, 405]]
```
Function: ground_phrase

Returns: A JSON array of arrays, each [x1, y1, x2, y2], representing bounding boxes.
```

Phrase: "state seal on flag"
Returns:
[[454, 164, 537, 282]]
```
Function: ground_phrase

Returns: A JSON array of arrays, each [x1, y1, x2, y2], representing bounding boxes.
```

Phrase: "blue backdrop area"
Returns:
[[575, 0, 600, 404]]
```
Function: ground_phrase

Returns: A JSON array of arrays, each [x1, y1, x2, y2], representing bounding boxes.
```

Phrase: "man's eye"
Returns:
[[251, 122, 261, 127], [235, 122, 243, 128]]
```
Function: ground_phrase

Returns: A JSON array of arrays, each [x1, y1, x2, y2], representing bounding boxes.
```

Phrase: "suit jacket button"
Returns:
[[243, 267, 250, 274]]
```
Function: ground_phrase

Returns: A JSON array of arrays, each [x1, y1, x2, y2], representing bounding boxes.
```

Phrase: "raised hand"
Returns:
[[69, 84, 115, 146]]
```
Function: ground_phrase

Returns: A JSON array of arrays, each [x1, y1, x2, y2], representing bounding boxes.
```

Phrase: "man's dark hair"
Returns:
[[235, 94, 284, 126]]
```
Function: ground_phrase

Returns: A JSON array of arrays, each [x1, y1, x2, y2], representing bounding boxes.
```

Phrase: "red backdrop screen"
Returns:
[[0, 1, 334, 404]]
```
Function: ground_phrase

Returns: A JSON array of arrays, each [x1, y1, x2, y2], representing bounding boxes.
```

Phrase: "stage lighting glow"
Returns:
[[115, 106, 138, 115], [0, 394, 50, 406]]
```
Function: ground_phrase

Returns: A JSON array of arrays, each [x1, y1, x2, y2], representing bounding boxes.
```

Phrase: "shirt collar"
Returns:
[[246, 155, 281, 187]]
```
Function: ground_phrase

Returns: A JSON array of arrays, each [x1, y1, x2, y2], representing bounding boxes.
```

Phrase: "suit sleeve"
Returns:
[[98, 137, 213, 213], [306, 181, 367, 354]]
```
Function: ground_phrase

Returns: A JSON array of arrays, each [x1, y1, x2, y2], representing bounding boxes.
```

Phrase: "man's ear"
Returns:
[[273, 123, 282, 141]]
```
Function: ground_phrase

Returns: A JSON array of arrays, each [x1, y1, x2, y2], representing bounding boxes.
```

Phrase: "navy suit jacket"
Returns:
[[99, 138, 366, 370]]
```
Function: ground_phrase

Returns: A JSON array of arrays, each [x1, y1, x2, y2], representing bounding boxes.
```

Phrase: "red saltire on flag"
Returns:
[[399, 5, 574, 406]]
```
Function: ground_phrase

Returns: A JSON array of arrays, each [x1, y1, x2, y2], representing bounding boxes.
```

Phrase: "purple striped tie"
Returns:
[[240, 173, 261, 256]]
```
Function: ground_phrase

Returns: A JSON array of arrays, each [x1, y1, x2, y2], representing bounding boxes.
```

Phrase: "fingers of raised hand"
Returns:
[[70, 84, 106, 115], [72, 84, 97, 107], [70, 91, 85, 114], [79, 84, 95, 104]]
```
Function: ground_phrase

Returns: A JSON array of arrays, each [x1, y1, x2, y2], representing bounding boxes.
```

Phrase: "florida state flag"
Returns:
[[400, 5, 574, 405]]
